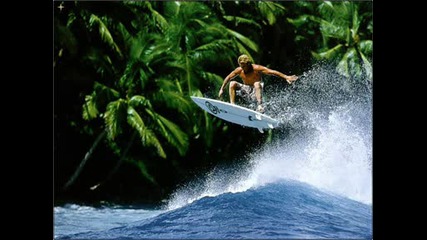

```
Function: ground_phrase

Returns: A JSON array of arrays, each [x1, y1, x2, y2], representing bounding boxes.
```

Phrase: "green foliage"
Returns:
[[54, 18, 78, 58], [82, 82, 120, 120], [293, 1, 372, 81], [227, 29, 259, 53], [104, 99, 128, 140], [257, 1, 286, 25], [223, 16, 261, 29], [146, 111, 189, 157], [82, 95, 99, 120], [133, 160, 157, 185], [312, 44, 343, 60], [127, 106, 167, 159], [88, 14, 123, 58]]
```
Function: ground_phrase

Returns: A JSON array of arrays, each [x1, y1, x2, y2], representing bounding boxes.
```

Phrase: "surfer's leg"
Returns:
[[254, 82, 263, 105], [254, 82, 265, 113], [229, 81, 241, 104]]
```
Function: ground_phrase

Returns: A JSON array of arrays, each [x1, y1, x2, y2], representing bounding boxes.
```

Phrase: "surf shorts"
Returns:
[[236, 82, 263, 102]]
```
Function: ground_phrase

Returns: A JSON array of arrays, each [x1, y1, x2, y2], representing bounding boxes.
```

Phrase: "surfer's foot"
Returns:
[[256, 104, 265, 113]]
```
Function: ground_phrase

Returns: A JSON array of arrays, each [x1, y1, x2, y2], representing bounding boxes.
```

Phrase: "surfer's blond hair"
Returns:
[[238, 54, 252, 65]]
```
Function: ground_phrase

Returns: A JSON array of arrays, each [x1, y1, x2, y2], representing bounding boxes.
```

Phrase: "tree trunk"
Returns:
[[90, 131, 136, 190], [63, 129, 107, 190]]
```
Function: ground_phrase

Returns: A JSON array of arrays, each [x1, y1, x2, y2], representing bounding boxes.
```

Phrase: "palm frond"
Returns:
[[319, 19, 347, 41], [359, 51, 372, 82], [198, 24, 230, 39], [351, 5, 360, 39], [146, 110, 189, 156], [104, 99, 127, 140], [175, 79, 184, 94], [235, 41, 255, 61], [223, 16, 261, 29], [163, 1, 181, 19], [192, 89, 203, 98], [89, 14, 123, 58], [318, 1, 335, 20], [128, 95, 152, 109], [82, 94, 99, 120], [192, 39, 232, 53], [312, 44, 343, 60], [66, 12, 77, 27], [94, 81, 120, 100], [116, 23, 133, 50], [119, 59, 153, 91], [164, 61, 188, 74], [193, 19, 210, 30], [127, 107, 166, 158], [134, 160, 157, 184], [358, 40, 373, 56], [347, 48, 362, 78], [153, 91, 191, 117], [191, 40, 234, 63], [367, 19, 373, 34], [336, 49, 354, 78], [84, 82, 120, 114], [154, 77, 180, 91], [287, 14, 315, 28], [227, 29, 259, 52], [257, 1, 286, 25], [145, 1, 169, 32], [200, 72, 224, 87]]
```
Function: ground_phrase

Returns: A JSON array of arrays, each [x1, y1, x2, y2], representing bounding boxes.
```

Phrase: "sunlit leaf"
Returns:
[[360, 51, 372, 82], [223, 16, 261, 29], [89, 14, 123, 58], [227, 29, 259, 52], [104, 99, 127, 140], [82, 95, 99, 120], [145, 109, 189, 156], [313, 44, 343, 60], [127, 107, 166, 158], [257, 1, 286, 25]]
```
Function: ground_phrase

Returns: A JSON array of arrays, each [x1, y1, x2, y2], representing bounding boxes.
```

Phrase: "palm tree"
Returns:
[[80, 31, 192, 185], [57, 1, 134, 189], [59, 1, 191, 188], [311, 1, 372, 82]]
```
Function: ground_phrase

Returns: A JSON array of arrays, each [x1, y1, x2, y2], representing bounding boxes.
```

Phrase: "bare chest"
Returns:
[[239, 70, 262, 85]]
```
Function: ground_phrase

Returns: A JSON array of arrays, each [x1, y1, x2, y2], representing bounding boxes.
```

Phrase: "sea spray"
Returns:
[[166, 63, 372, 210]]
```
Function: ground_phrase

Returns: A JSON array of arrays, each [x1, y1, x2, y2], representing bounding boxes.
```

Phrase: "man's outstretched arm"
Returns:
[[258, 66, 298, 84]]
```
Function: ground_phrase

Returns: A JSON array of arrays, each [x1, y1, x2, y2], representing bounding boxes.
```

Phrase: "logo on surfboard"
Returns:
[[205, 101, 219, 114], [205, 101, 227, 115]]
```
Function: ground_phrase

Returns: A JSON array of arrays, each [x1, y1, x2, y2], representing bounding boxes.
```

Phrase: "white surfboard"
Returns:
[[191, 96, 279, 133]]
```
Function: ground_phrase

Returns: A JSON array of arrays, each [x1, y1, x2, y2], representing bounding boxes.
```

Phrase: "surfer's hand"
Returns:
[[218, 89, 223, 98], [286, 75, 298, 84]]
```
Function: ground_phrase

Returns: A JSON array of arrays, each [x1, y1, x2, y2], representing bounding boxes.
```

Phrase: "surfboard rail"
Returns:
[[191, 96, 279, 133]]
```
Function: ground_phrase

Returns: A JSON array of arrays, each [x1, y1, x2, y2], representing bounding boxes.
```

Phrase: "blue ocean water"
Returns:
[[55, 64, 373, 239], [56, 180, 371, 239]]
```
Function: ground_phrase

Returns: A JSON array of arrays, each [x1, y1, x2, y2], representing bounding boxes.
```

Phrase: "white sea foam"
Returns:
[[166, 63, 372, 209]]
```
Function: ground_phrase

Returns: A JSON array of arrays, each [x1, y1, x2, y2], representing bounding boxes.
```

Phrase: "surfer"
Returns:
[[218, 54, 298, 112]]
